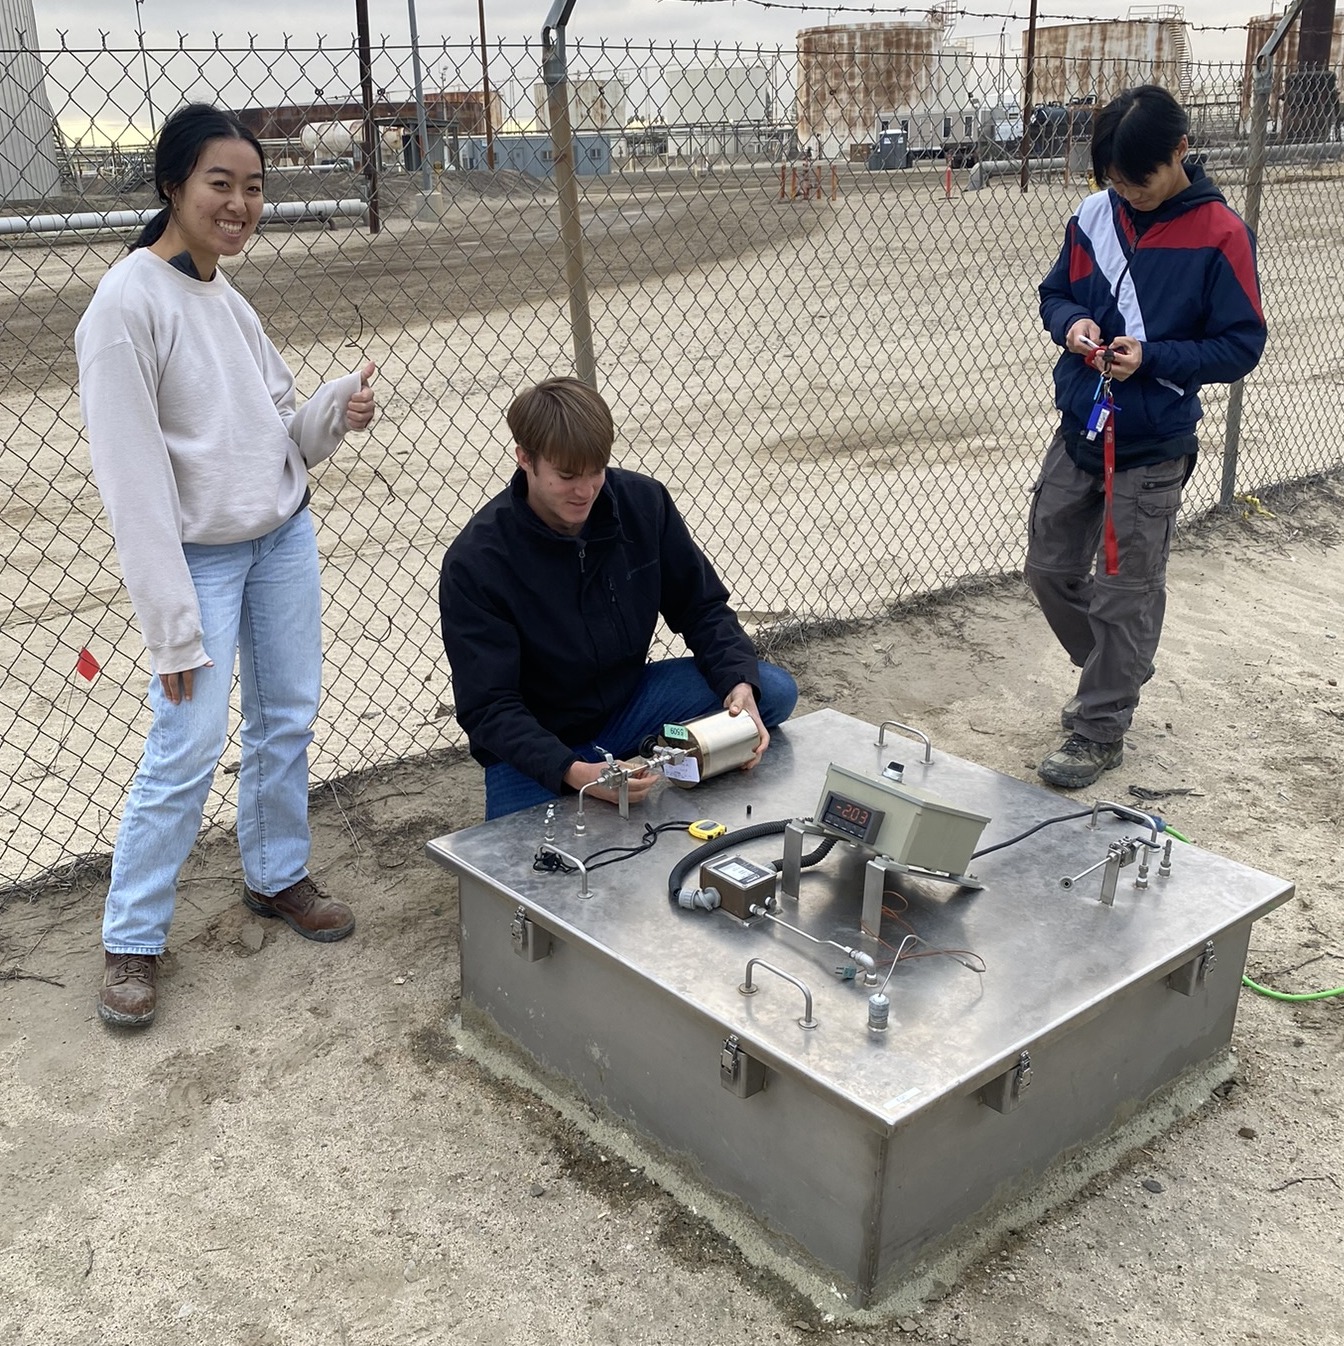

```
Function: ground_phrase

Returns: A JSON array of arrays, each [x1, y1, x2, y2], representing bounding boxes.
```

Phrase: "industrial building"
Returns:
[[234, 91, 500, 173], [0, 0, 62, 202], [458, 132, 611, 177]]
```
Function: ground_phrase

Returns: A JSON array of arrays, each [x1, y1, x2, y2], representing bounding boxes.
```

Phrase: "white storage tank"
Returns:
[[1, 0, 62, 201]]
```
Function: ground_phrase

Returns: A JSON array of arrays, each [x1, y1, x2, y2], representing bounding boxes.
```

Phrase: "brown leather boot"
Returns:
[[98, 952, 158, 1027], [241, 877, 355, 942]]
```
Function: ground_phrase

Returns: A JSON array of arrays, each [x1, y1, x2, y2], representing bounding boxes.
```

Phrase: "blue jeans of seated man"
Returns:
[[103, 509, 323, 955], [484, 657, 799, 819]]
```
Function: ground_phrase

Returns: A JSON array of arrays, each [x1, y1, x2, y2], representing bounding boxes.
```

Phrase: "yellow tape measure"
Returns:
[[688, 819, 726, 841]]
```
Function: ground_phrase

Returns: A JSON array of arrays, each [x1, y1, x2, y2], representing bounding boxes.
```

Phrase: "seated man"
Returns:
[[439, 377, 798, 819]]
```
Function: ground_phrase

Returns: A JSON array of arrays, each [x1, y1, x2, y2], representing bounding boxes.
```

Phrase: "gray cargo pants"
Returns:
[[1025, 431, 1190, 744]]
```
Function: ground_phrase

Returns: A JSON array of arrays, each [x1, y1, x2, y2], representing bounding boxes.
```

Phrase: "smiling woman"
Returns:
[[74, 102, 378, 1031], [150, 137, 265, 278]]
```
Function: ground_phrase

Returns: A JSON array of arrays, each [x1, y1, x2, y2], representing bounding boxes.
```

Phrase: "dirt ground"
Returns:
[[2, 472, 1341, 1345]]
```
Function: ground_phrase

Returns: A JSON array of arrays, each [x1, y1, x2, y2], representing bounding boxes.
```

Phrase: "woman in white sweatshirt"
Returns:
[[76, 103, 376, 1029]]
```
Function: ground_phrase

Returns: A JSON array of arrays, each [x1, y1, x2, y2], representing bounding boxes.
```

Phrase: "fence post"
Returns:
[[355, 0, 382, 234], [1222, 0, 1305, 509], [542, 1, 597, 388]]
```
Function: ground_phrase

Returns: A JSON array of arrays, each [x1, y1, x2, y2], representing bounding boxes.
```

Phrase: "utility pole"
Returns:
[[479, 0, 496, 169], [355, 0, 381, 233], [133, 0, 157, 137]]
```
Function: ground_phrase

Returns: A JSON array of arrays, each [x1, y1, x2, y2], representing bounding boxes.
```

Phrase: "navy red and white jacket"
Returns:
[[1038, 162, 1266, 473]]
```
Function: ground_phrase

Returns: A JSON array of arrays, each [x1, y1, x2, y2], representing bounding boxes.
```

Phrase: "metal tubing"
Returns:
[[0, 200, 366, 236], [738, 958, 817, 1028], [747, 904, 876, 972], [1089, 800, 1159, 849], [542, 0, 596, 387]]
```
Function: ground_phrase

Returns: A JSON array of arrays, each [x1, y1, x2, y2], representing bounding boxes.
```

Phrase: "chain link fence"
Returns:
[[3, 24, 1342, 890]]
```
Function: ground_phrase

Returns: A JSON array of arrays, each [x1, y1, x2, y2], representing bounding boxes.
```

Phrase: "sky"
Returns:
[[30, 0, 1279, 66], [22, 0, 1285, 143]]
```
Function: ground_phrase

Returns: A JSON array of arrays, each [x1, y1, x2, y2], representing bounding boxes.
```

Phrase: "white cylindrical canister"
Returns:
[[659, 709, 760, 788]]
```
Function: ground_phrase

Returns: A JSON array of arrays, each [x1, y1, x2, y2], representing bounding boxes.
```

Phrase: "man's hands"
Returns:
[[560, 682, 767, 811], [1066, 320, 1143, 382], [723, 681, 768, 769], [563, 757, 658, 807]]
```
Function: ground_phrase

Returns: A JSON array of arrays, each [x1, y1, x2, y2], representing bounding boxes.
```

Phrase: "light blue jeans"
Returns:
[[484, 657, 799, 819], [103, 510, 322, 954]]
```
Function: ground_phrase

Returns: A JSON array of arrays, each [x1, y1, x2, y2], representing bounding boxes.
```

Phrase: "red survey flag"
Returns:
[[75, 647, 101, 681]]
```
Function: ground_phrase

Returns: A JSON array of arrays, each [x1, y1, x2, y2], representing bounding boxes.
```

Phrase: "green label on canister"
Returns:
[[662, 723, 689, 741]]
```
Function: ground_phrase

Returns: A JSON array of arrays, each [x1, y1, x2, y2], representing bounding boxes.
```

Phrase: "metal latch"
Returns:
[[980, 1050, 1033, 1113], [1167, 939, 1217, 996], [719, 1034, 767, 1098], [510, 905, 552, 962]]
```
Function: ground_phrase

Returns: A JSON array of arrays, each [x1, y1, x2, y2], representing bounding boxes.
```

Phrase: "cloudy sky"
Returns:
[[32, 0, 1274, 65]]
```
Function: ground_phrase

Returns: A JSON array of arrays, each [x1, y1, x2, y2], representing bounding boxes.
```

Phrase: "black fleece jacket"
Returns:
[[439, 466, 760, 795]]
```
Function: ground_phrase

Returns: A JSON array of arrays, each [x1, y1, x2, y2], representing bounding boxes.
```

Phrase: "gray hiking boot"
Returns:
[[1061, 665, 1156, 730], [1037, 733, 1124, 789]]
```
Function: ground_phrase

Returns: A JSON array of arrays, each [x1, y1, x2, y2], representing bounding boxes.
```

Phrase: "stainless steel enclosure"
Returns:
[[427, 709, 1292, 1305]]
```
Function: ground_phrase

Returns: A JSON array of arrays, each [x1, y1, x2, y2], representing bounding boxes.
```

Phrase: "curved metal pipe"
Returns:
[[539, 843, 589, 897], [876, 719, 933, 764], [738, 957, 817, 1028]]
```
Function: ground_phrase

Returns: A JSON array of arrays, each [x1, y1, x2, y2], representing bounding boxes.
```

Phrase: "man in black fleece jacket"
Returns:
[[439, 378, 797, 819]]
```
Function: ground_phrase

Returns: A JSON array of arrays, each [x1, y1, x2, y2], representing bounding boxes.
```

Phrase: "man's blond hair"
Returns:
[[507, 377, 613, 473]]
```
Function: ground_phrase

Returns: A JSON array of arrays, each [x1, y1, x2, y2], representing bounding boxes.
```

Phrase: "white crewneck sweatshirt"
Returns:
[[75, 248, 362, 674]]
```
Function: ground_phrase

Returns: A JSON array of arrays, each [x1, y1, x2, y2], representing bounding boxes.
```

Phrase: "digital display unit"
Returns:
[[819, 791, 885, 846]]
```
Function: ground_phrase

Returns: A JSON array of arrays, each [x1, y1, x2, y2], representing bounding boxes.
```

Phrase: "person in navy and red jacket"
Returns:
[[1028, 84, 1266, 789]]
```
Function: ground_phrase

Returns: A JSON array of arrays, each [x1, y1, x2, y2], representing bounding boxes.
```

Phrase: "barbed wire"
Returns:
[[670, 0, 1261, 34]]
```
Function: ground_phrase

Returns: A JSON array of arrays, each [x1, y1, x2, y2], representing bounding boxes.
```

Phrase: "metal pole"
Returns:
[[1221, 0, 1306, 508], [134, 0, 157, 136], [543, 0, 597, 388], [479, 0, 497, 170], [408, 0, 433, 192], [355, 0, 381, 234], [1018, 0, 1038, 193]]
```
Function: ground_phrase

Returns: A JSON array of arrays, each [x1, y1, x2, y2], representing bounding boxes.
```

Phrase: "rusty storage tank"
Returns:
[[797, 20, 944, 160], [1241, 13, 1344, 126], [1029, 18, 1193, 108]]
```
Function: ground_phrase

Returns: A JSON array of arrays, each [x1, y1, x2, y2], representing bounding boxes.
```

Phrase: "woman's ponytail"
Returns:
[[129, 205, 171, 253]]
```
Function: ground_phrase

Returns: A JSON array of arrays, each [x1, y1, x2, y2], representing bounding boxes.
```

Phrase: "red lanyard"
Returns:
[[1084, 347, 1120, 576], [1102, 409, 1119, 576]]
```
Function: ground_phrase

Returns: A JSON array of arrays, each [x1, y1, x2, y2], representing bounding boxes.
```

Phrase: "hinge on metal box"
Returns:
[[510, 905, 552, 962], [719, 1034, 767, 1098], [980, 1050, 1033, 1113], [1167, 939, 1217, 996]]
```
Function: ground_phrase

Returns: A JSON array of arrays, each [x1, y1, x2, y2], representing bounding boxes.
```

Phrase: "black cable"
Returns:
[[534, 820, 699, 877], [584, 820, 698, 873], [970, 804, 1158, 860]]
